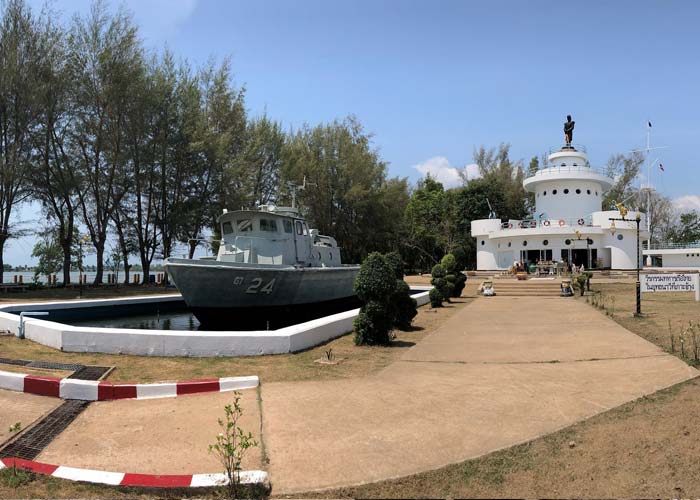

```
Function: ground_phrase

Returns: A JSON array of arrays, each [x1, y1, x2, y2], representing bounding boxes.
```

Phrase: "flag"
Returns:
[[648, 121, 652, 128], [659, 163, 665, 172]]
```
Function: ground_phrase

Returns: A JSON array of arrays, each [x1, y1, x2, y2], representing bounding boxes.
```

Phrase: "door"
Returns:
[[293, 220, 311, 264]]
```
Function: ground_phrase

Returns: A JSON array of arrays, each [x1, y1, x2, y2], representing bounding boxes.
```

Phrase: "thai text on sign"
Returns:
[[641, 274, 699, 301]]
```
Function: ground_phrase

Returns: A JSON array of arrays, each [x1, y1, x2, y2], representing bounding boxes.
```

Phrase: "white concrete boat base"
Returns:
[[0, 289, 431, 357]]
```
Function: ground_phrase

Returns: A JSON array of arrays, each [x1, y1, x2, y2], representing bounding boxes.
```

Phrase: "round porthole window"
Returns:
[[587, 238, 594, 245], [595, 191, 599, 196], [523, 240, 528, 247], [507, 242, 512, 247], [563, 188, 569, 194], [552, 189, 558, 195], [543, 191, 547, 196], [587, 189, 591, 195], [576, 188, 581, 194], [481, 240, 485, 246], [565, 239, 571, 245], [617, 234, 623, 241], [543, 239, 549, 246]]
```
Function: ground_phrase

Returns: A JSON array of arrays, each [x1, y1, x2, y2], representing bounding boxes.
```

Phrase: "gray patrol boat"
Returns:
[[164, 205, 360, 329]]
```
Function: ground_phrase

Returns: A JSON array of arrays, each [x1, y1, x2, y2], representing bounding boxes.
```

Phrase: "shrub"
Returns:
[[392, 279, 417, 329], [574, 275, 588, 296], [354, 252, 396, 302], [384, 251, 404, 280], [354, 300, 394, 345], [429, 287, 442, 307], [453, 272, 467, 297], [431, 263, 446, 279], [441, 254, 457, 274]]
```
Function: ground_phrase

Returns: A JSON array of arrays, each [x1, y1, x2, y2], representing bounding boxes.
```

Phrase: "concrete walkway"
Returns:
[[261, 297, 698, 493]]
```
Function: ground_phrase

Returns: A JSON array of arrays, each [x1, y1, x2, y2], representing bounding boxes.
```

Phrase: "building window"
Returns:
[[617, 234, 623, 241], [560, 163, 566, 167], [283, 220, 293, 233], [587, 238, 594, 245], [587, 189, 591, 195], [543, 190, 547, 196], [523, 240, 528, 247], [563, 188, 569, 194], [576, 188, 581, 194], [543, 239, 549, 246], [565, 239, 571, 245], [507, 242, 512, 247], [552, 189, 558, 195], [481, 240, 485, 246], [595, 191, 598, 196]]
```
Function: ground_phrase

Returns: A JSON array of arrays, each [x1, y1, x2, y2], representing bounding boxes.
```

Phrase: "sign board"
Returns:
[[641, 273, 700, 301]]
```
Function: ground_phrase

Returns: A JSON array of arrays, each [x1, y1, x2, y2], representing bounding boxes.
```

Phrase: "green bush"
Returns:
[[354, 300, 393, 345], [574, 275, 588, 296], [384, 251, 404, 280], [453, 272, 467, 297], [441, 254, 457, 273], [354, 252, 396, 302], [392, 279, 417, 329], [431, 263, 446, 279], [429, 287, 442, 307]]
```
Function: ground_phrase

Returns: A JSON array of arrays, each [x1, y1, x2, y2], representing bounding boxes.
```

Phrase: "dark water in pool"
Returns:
[[32, 291, 424, 332]]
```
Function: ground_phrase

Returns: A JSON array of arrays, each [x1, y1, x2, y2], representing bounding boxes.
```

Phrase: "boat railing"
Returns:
[[500, 216, 593, 230]]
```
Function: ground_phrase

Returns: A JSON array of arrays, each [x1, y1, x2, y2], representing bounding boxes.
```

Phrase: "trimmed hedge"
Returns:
[[354, 252, 417, 345]]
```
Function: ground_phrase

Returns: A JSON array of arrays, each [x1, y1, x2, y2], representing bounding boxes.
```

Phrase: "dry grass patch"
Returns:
[[0, 285, 475, 384], [0, 363, 72, 378], [584, 281, 700, 367], [0, 285, 178, 304]]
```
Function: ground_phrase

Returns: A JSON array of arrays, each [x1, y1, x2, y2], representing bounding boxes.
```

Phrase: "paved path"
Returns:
[[0, 389, 62, 446], [37, 390, 262, 474], [261, 297, 698, 493]]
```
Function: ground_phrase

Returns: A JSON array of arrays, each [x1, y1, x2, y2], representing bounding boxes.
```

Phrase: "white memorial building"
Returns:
[[471, 143, 648, 271]]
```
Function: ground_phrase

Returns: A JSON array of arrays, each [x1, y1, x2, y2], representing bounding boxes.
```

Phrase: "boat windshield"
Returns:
[[237, 219, 253, 232]]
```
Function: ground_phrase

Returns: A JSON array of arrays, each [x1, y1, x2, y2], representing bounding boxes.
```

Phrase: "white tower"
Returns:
[[524, 145, 612, 222]]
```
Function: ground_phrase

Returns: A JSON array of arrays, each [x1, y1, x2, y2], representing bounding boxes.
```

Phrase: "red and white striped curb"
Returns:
[[0, 370, 258, 401], [0, 457, 268, 488]]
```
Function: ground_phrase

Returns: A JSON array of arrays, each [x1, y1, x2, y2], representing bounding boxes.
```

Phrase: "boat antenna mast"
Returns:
[[286, 176, 315, 208]]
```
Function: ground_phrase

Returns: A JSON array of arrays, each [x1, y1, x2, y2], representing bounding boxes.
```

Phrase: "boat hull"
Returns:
[[164, 258, 360, 329]]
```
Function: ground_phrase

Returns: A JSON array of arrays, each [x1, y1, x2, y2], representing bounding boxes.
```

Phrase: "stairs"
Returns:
[[488, 278, 564, 297]]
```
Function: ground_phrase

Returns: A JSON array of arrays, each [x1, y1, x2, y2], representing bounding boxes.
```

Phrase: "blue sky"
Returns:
[[9, 0, 700, 265]]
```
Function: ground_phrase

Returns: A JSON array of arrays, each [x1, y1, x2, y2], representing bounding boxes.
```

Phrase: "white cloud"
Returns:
[[413, 157, 480, 188], [673, 195, 700, 212]]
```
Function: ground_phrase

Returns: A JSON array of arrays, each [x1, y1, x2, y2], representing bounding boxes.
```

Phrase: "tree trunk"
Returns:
[[61, 242, 72, 285], [141, 256, 150, 285], [188, 239, 197, 259], [0, 244, 4, 285], [94, 243, 104, 284]]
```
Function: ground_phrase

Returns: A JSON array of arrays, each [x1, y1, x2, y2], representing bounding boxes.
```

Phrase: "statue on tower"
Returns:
[[564, 115, 575, 148]]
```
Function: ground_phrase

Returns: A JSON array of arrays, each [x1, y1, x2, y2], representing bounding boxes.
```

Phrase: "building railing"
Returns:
[[547, 144, 587, 155], [645, 241, 700, 250], [527, 164, 611, 178], [500, 216, 593, 231]]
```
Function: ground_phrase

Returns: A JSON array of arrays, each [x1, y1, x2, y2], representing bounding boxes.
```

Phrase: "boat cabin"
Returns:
[[216, 205, 343, 267]]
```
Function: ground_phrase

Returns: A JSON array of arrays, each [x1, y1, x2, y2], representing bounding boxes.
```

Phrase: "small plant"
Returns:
[[669, 320, 676, 353], [209, 393, 258, 499], [325, 348, 334, 362], [0, 422, 33, 489], [430, 263, 450, 304]]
